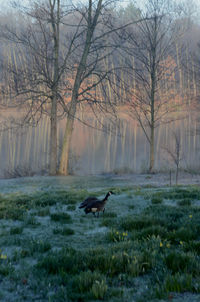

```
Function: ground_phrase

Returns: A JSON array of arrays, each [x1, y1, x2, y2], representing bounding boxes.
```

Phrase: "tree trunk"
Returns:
[[148, 15, 157, 173], [149, 125, 155, 173], [49, 0, 60, 175], [58, 115, 74, 175], [176, 164, 179, 185], [49, 96, 57, 175], [149, 65, 156, 173], [59, 99, 77, 175]]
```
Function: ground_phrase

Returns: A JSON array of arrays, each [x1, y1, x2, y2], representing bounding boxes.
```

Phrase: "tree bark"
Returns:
[[49, 95, 58, 175], [58, 103, 76, 175], [149, 125, 155, 173], [148, 14, 157, 173], [49, 0, 60, 175], [176, 165, 179, 185]]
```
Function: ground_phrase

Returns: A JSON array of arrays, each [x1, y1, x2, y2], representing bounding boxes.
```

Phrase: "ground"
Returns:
[[0, 172, 200, 302]]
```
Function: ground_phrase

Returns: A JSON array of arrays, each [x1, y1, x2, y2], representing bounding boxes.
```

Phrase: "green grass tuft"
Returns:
[[53, 227, 75, 236], [50, 212, 72, 223], [151, 196, 163, 204], [177, 199, 192, 206], [10, 226, 23, 235]]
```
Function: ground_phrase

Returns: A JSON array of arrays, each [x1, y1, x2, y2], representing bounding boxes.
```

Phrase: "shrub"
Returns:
[[3, 164, 35, 178]]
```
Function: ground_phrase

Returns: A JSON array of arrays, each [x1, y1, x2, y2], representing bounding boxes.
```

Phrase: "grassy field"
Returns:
[[0, 176, 200, 302]]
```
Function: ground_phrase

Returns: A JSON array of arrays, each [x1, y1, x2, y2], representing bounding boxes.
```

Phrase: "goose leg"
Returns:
[[93, 212, 96, 217]]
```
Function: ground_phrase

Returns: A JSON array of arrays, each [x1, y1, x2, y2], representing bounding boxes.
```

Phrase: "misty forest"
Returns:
[[0, 1, 200, 302], [0, 0, 200, 177]]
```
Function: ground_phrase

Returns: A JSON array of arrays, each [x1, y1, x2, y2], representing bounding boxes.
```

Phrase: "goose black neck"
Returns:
[[103, 192, 110, 201]]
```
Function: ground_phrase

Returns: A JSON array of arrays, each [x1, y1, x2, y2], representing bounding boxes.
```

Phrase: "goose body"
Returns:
[[81, 191, 114, 217], [79, 196, 99, 209]]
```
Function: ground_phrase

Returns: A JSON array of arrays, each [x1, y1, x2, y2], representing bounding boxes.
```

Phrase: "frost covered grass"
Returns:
[[0, 178, 200, 302]]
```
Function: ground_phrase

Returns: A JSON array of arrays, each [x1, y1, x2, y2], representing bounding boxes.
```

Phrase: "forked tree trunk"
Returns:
[[59, 0, 103, 175]]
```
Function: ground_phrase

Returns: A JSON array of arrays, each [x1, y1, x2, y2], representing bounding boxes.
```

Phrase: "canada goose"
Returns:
[[83, 191, 114, 217], [79, 195, 99, 209]]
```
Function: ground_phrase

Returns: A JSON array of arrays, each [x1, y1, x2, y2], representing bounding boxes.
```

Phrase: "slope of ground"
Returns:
[[0, 174, 200, 302]]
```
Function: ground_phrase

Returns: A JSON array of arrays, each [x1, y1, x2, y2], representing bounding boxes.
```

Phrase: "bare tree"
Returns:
[[121, 0, 185, 172], [1, 0, 145, 176], [58, 0, 107, 175], [58, 0, 126, 175], [0, 0, 117, 175], [163, 130, 182, 185], [1, 0, 68, 175]]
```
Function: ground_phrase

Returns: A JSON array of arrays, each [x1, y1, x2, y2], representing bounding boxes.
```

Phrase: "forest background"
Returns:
[[0, 0, 200, 178]]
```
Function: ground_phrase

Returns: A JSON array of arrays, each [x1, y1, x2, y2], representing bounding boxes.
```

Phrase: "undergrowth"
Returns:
[[0, 185, 200, 301]]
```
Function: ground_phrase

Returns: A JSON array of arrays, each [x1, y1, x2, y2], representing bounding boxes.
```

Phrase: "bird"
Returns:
[[80, 191, 114, 217], [79, 195, 99, 209]]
